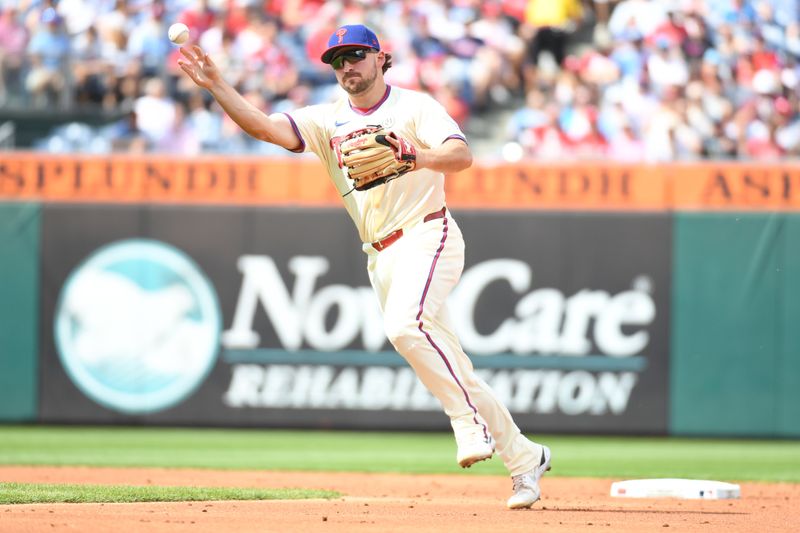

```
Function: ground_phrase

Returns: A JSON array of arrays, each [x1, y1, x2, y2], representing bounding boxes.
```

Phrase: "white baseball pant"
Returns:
[[364, 208, 542, 476]]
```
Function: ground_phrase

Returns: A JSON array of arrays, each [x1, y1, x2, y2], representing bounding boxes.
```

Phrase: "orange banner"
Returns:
[[2, 153, 799, 210], [445, 163, 666, 210], [0, 154, 340, 206], [667, 163, 800, 210]]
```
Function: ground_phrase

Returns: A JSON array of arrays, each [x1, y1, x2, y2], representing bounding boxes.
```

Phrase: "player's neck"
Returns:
[[348, 79, 388, 112]]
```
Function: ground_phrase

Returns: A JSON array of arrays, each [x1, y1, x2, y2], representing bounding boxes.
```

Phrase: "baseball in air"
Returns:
[[168, 23, 190, 45]]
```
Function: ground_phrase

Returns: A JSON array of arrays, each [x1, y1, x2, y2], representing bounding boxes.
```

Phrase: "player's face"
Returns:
[[331, 48, 380, 95]]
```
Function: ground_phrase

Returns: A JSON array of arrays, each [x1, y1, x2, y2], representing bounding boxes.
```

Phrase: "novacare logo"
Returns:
[[219, 256, 657, 415], [221, 255, 656, 358], [449, 259, 656, 356], [54, 239, 221, 414]]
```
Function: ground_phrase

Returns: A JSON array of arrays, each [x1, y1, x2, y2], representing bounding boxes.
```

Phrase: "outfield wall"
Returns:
[[1, 156, 798, 437], [0, 202, 39, 421], [671, 213, 800, 437]]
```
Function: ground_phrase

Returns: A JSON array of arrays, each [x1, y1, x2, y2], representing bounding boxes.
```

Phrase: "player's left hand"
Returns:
[[381, 132, 418, 171], [338, 127, 417, 191]]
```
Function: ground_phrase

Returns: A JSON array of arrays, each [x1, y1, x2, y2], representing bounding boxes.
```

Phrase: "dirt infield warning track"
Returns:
[[0, 467, 797, 533]]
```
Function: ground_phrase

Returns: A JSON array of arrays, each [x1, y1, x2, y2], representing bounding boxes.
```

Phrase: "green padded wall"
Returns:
[[0, 202, 40, 421], [671, 213, 800, 436]]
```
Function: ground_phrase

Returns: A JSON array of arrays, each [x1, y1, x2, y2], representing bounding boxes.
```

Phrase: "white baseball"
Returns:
[[168, 23, 190, 45]]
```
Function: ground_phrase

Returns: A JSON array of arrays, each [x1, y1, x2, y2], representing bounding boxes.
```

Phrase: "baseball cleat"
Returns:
[[506, 445, 552, 510], [456, 434, 495, 468]]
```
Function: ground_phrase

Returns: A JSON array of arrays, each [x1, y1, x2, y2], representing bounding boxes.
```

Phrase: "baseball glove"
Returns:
[[337, 126, 417, 191]]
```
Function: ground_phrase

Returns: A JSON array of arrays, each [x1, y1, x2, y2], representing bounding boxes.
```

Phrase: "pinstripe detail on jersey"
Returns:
[[415, 216, 489, 441]]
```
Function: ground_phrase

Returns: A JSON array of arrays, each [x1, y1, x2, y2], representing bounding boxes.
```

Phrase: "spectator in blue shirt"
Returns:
[[25, 7, 70, 107]]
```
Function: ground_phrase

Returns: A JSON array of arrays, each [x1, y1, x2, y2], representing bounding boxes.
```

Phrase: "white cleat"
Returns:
[[506, 445, 552, 509], [456, 434, 495, 468]]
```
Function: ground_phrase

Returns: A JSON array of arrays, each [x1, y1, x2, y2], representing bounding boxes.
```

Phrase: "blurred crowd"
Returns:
[[0, 0, 798, 160]]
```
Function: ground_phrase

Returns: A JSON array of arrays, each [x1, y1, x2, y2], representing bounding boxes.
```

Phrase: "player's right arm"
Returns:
[[177, 45, 301, 151]]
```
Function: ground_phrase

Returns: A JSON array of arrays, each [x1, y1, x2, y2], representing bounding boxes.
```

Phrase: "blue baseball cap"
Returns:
[[321, 24, 381, 64]]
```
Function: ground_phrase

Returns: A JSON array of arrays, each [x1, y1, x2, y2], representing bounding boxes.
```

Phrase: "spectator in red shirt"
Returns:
[[179, 0, 216, 38], [647, 7, 688, 50], [750, 33, 780, 72]]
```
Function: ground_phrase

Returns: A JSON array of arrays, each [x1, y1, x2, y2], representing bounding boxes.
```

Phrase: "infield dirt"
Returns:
[[0, 466, 797, 532]]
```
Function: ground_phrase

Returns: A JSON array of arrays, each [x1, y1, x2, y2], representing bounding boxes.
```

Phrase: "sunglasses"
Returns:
[[331, 49, 372, 70]]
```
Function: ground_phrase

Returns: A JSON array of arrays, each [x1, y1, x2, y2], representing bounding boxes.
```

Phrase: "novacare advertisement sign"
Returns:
[[39, 206, 670, 433]]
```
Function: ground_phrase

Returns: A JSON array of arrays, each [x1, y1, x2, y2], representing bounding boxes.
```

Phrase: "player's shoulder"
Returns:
[[391, 86, 446, 112], [288, 97, 348, 128], [294, 99, 338, 116], [391, 85, 433, 103]]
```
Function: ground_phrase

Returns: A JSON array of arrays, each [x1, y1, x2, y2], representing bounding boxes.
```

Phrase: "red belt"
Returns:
[[371, 207, 446, 252]]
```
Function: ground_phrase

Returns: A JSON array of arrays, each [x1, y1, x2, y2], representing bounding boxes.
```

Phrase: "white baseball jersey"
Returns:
[[283, 84, 545, 479], [284, 85, 466, 244]]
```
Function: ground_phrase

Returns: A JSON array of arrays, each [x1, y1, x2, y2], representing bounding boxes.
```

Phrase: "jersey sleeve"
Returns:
[[414, 93, 468, 149], [283, 105, 334, 164]]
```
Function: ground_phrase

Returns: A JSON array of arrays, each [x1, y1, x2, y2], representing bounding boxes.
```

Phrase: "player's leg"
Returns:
[[426, 307, 552, 509], [379, 215, 551, 507], [380, 216, 544, 470], [428, 305, 544, 471], [367, 225, 492, 465], [378, 216, 493, 466]]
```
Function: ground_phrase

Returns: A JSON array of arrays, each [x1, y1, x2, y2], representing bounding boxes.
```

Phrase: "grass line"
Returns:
[[0, 482, 339, 505], [1, 426, 799, 482]]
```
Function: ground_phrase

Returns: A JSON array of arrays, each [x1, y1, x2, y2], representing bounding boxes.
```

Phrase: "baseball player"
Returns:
[[178, 24, 551, 509]]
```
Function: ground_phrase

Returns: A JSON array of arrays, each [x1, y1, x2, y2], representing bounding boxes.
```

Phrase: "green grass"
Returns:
[[0, 482, 337, 504], [1, 426, 799, 482]]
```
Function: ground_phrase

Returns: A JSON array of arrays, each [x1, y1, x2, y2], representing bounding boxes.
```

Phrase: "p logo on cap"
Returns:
[[321, 24, 382, 64]]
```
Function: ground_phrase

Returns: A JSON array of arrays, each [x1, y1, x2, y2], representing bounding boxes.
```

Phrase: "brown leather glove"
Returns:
[[337, 126, 417, 191]]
